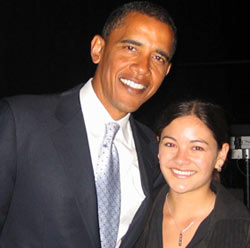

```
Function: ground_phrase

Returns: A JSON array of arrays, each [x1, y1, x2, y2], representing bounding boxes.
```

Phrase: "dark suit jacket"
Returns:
[[0, 84, 162, 248]]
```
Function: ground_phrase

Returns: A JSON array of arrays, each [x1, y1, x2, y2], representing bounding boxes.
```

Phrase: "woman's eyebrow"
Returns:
[[190, 139, 209, 145], [161, 135, 176, 142]]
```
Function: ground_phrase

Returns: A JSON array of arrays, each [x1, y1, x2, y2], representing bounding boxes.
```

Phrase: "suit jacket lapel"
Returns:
[[120, 117, 159, 248], [130, 116, 158, 196], [51, 85, 100, 248], [50, 86, 159, 248]]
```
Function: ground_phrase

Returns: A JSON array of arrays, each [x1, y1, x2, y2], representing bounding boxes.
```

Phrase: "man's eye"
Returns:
[[126, 45, 136, 51], [154, 55, 165, 62], [153, 55, 166, 63]]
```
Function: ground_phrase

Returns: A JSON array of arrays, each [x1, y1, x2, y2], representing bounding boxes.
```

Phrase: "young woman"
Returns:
[[136, 99, 250, 248]]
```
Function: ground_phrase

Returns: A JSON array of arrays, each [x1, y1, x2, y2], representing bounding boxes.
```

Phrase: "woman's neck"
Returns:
[[166, 188, 216, 219]]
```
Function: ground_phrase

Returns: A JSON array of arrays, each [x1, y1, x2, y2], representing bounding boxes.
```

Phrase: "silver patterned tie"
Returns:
[[95, 122, 121, 248]]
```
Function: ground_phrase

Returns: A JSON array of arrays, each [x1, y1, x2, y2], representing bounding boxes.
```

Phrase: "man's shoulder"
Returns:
[[0, 83, 83, 123], [2, 83, 82, 112]]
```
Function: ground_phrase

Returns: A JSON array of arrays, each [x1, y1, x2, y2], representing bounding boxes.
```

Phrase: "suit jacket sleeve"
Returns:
[[0, 100, 17, 233]]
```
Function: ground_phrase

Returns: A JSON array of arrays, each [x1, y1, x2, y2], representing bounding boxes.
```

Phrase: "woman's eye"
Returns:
[[193, 146, 204, 151], [164, 142, 175, 148]]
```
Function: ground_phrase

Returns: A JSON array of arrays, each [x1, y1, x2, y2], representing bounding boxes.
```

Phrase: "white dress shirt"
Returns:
[[79, 78, 145, 247]]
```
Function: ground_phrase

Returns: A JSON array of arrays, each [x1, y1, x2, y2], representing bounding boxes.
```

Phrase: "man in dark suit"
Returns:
[[0, 1, 177, 247]]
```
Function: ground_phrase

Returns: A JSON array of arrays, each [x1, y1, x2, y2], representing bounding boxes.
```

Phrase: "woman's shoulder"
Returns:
[[212, 180, 250, 219], [203, 181, 250, 247], [206, 217, 250, 248]]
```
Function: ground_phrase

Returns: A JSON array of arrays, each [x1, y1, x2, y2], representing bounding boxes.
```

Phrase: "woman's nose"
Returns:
[[174, 148, 190, 166]]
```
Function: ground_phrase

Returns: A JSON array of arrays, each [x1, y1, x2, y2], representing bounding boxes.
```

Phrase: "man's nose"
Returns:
[[129, 55, 150, 75]]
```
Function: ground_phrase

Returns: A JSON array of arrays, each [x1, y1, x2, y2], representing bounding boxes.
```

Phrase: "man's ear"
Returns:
[[215, 143, 230, 172], [165, 63, 172, 76], [90, 35, 105, 64]]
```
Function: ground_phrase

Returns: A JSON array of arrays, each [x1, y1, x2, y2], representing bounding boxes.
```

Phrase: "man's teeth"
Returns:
[[120, 78, 146, 90], [172, 169, 195, 176]]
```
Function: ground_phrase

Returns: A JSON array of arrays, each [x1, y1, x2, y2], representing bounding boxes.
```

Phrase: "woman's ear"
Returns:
[[215, 143, 230, 172], [90, 35, 105, 64]]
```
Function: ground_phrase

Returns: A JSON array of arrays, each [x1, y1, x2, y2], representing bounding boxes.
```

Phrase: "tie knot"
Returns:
[[105, 122, 120, 140]]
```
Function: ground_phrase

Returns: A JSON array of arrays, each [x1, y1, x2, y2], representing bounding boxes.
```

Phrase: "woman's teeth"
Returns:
[[172, 169, 195, 176]]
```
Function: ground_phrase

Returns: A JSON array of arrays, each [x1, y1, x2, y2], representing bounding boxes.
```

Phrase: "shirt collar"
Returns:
[[80, 78, 131, 143]]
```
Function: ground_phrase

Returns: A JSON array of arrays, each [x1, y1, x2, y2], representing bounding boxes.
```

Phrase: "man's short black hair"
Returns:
[[102, 1, 177, 60]]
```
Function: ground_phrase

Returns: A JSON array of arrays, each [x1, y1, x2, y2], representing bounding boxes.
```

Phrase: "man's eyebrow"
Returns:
[[120, 39, 170, 61], [120, 39, 142, 46], [156, 49, 170, 62]]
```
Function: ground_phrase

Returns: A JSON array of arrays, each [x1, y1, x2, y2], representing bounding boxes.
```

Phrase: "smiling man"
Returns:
[[91, 10, 175, 120], [0, 1, 177, 248]]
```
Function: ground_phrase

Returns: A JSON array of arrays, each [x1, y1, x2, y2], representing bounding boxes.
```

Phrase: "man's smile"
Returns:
[[120, 78, 147, 90]]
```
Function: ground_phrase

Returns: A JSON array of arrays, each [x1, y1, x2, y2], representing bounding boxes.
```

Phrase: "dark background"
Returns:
[[1, 0, 250, 203], [1, 0, 250, 122]]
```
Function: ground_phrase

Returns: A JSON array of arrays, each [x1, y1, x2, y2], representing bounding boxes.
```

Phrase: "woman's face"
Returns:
[[158, 115, 228, 194]]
